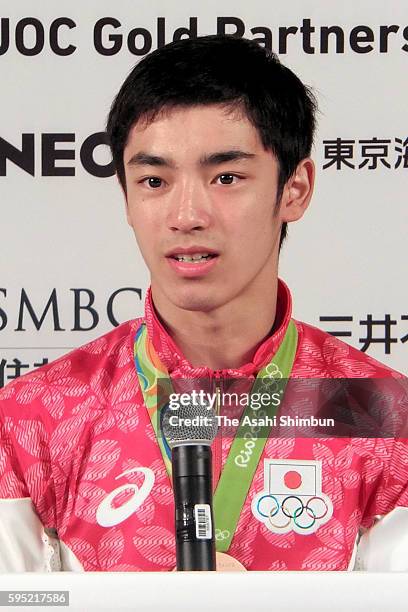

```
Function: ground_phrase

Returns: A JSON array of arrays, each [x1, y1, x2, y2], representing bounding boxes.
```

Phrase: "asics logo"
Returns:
[[96, 467, 155, 527]]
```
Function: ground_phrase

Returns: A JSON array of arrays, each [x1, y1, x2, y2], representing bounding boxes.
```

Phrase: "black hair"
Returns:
[[106, 34, 317, 249]]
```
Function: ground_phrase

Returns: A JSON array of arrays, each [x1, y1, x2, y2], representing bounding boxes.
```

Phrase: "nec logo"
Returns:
[[96, 467, 155, 528], [0, 132, 114, 178]]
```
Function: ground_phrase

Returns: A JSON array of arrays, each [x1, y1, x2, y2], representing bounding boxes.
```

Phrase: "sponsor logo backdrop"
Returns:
[[1, 0, 407, 385]]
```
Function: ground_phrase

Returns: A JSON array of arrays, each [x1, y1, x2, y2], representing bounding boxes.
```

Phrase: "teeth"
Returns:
[[174, 253, 212, 262]]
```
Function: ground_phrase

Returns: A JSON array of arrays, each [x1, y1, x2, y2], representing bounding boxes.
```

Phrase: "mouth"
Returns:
[[165, 246, 219, 262], [165, 248, 220, 277], [169, 252, 218, 264]]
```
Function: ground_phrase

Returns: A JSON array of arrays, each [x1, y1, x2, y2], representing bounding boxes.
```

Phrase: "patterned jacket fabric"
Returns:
[[0, 278, 407, 571]]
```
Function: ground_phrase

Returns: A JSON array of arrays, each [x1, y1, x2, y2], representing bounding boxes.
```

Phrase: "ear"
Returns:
[[279, 158, 315, 223]]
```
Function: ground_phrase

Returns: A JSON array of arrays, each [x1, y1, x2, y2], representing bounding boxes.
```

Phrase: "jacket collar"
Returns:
[[144, 278, 293, 379]]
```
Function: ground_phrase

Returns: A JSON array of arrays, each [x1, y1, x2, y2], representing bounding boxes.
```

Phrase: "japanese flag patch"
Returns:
[[251, 459, 333, 535]]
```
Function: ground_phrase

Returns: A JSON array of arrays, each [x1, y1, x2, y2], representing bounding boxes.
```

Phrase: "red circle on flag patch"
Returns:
[[284, 470, 302, 489]]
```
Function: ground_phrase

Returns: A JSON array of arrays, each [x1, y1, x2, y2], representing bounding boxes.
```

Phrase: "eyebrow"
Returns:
[[200, 150, 256, 165], [126, 150, 256, 168]]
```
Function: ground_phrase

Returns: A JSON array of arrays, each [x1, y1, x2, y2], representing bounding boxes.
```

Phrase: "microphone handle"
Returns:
[[172, 444, 216, 571]]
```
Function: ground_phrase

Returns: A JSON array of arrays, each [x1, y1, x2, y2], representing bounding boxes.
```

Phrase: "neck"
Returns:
[[151, 279, 279, 370]]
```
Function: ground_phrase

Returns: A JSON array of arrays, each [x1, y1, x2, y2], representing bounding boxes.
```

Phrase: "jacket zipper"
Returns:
[[212, 369, 223, 491]]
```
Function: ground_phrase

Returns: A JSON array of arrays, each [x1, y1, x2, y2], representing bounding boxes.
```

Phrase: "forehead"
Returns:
[[123, 104, 267, 162]]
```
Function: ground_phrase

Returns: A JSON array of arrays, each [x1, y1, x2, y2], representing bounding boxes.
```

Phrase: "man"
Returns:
[[0, 35, 407, 572]]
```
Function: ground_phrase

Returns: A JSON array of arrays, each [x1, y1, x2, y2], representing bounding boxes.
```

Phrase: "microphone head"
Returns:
[[161, 399, 218, 448]]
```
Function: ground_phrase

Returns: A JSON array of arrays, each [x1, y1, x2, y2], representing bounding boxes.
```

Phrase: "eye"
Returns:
[[141, 177, 163, 188], [216, 174, 239, 185]]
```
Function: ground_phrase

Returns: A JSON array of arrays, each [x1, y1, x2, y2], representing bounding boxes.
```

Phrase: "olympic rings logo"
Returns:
[[256, 493, 329, 530], [257, 378, 279, 397], [256, 362, 285, 400], [264, 363, 283, 378], [215, 528, 230, 541]]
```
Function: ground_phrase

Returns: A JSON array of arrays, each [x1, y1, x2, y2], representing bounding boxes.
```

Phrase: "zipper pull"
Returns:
[[212, 370, 223, 414]]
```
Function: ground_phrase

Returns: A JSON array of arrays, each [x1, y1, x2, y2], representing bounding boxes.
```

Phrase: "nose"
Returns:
[[166, 177, 212, 232]]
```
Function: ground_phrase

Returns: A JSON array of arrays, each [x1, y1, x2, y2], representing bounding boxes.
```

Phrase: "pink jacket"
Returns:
[[1, 279, 407, 571]]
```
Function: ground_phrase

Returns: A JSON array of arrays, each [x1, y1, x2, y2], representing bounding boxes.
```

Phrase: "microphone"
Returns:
[[162, 398, 218, 571]]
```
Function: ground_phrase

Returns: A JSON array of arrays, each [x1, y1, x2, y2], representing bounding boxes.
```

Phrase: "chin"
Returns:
[[173, 296, 218, 313], [169, 286, 223, 313]]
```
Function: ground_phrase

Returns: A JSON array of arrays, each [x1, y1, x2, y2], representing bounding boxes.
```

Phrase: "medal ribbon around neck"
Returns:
[[134, 319, 298, 553]]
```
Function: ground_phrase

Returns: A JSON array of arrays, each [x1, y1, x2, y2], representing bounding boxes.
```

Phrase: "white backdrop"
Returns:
[[1, 0, 407, 387]]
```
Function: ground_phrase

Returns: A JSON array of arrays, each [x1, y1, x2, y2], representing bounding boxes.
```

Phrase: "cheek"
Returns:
[[127, 197, 158, 229], [128, 210, 152, 250], [230, 209, 275, 246], [229, 217, 278, 270]]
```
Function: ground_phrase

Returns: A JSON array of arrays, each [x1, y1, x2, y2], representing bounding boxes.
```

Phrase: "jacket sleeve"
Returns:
[[356, 436, 408, 570], [0, 383, 61, 572], [355, 507, 408, 571], [0, 498, 61, 572], [353, 375, 408, 571]]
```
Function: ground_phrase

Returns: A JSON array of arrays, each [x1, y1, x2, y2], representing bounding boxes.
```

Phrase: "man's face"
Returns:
[[123, 105, 285, 314]]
